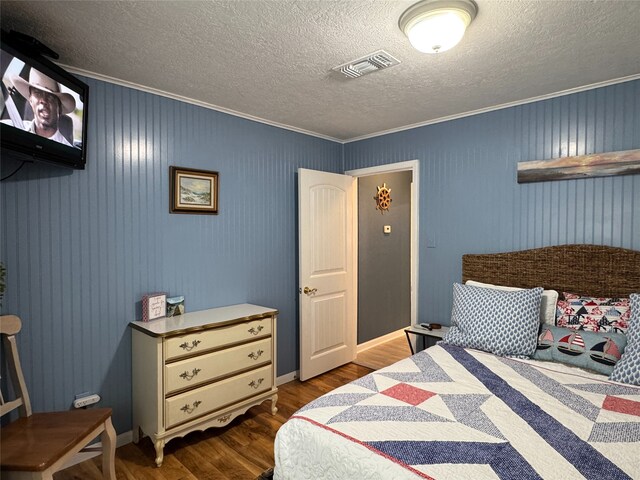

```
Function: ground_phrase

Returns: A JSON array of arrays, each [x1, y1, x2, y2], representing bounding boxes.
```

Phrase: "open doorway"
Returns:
[[346, 160, 419, 366]]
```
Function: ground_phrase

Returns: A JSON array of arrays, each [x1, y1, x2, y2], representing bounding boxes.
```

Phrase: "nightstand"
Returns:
[[404, 325, 450, 354]]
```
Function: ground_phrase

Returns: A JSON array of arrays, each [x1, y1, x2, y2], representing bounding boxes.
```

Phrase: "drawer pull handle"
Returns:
[[249, 378, 264, 389], [179, 368, 201, 381], [248, 325, 264, 336], [248, 349, 264, 361], [180, 400, 202, 414], [179, 340, 201, 351]]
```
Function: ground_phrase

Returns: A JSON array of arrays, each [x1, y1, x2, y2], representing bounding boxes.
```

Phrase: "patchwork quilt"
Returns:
[[274, 344, 640, 480]]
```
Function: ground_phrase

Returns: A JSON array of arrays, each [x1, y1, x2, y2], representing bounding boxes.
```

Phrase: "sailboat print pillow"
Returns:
[[556, 293, 630, 333], [533, 325, 627, 375]]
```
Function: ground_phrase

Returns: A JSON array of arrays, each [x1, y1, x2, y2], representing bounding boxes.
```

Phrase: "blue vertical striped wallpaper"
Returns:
[[1, 77, 638, 435], [0, 78, 341, 433], [345, 80, 640, 329]]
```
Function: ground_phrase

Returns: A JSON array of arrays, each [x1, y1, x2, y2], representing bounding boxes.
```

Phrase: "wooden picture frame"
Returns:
[[170, 166, 219, 214]]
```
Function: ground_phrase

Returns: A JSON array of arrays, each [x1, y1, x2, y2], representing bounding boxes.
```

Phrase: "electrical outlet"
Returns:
[[73, 393, 101, 408]]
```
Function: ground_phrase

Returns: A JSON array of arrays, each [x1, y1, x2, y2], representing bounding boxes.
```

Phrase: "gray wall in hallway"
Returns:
[[358, 171, 412, 343]]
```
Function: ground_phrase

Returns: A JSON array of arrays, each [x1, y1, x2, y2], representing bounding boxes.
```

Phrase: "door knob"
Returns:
[[303, 287, 318, 295]]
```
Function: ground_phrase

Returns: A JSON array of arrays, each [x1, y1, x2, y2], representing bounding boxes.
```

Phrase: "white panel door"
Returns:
[[298, 168, 356, 381]]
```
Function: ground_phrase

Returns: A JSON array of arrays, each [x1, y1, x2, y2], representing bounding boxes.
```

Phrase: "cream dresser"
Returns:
[[130, 303, 278, 467]]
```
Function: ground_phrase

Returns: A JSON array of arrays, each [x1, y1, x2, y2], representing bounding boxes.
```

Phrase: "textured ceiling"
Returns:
[[2, 1, 639, 142]]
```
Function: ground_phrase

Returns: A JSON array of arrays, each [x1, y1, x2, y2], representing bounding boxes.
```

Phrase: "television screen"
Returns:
[[1, 30, 88, 169]]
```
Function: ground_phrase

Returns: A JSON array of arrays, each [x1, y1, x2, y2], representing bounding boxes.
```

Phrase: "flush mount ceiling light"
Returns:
[[399, 0, 477, 54]]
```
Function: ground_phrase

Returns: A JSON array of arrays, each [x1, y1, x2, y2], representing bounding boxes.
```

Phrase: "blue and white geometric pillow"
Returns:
[[609, 293, 640, 385], [442, 283, 543, 358]]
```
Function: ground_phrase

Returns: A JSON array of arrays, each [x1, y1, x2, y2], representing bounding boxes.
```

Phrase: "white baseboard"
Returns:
[[277, 370, 299, 385], [275, 330, 408, 385], [357, 327, 407, 354]]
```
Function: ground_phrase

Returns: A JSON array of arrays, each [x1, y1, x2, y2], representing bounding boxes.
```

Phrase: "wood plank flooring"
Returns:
[[353, 334, 412, 370], [54, 338, 411, 480]]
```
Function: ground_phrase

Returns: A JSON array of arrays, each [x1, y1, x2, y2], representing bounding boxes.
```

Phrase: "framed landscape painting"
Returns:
[[170, 166, 219, 214]]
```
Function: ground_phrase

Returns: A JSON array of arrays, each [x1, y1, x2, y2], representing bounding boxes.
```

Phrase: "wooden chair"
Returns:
[[0, 315, 116, 480]]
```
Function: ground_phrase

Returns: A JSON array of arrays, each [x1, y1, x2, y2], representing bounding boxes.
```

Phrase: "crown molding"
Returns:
[[344, 74, 640, 143], [61, 65, 639, 146], [60, 64, 343, 144]]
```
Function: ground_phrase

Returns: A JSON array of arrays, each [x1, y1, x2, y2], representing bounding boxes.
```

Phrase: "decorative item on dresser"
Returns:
[[130, 303, 278, 467], [141, 292, 167, 322], [166, 295, 185, 317]]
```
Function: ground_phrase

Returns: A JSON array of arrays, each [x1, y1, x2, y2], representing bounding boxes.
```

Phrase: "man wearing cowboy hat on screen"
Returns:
[[11, 68, 76, 147]]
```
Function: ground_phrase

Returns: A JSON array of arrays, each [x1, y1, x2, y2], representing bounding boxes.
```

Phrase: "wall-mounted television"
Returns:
[[1, 30, 88, 170]]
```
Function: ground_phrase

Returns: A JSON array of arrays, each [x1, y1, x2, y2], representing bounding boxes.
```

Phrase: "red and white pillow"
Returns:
[[556, 292, 630, 333]]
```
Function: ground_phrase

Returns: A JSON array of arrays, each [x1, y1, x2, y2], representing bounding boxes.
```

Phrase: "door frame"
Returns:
[[345, 160, 420, 338]]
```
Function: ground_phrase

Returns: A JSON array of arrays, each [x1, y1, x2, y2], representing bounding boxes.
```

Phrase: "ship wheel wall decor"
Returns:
[[374, 183, 392, 214]]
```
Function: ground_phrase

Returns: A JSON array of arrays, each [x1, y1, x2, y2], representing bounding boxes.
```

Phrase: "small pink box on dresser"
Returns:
[[141, 293, 167, 322]]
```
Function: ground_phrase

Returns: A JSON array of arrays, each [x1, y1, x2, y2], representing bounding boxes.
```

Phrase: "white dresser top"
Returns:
[[130, 303, 278, 337]]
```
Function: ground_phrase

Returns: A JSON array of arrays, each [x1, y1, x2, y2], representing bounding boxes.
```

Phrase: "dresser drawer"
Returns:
[[165, 365, 272, 428], [164, 318, 271, 360], [164, 338, 272, 395]]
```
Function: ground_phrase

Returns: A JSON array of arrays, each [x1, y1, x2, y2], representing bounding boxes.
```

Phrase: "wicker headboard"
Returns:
[[462, 244, 640, 298]]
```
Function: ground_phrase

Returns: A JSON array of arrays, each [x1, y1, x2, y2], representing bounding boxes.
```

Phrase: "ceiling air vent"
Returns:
[[332, 50, 401, 79]]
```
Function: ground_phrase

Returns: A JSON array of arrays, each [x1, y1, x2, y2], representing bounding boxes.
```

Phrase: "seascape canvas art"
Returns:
[[517, 149, 640, 183]]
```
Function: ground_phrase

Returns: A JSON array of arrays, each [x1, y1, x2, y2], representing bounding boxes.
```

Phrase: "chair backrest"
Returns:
[[0, 315, 32, 419]]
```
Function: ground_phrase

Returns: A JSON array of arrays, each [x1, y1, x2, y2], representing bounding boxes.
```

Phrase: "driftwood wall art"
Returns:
[[517, 149, 640, 184]]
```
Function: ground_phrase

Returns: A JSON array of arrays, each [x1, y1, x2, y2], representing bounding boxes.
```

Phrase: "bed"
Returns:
[[274, 245, 640, 480]]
